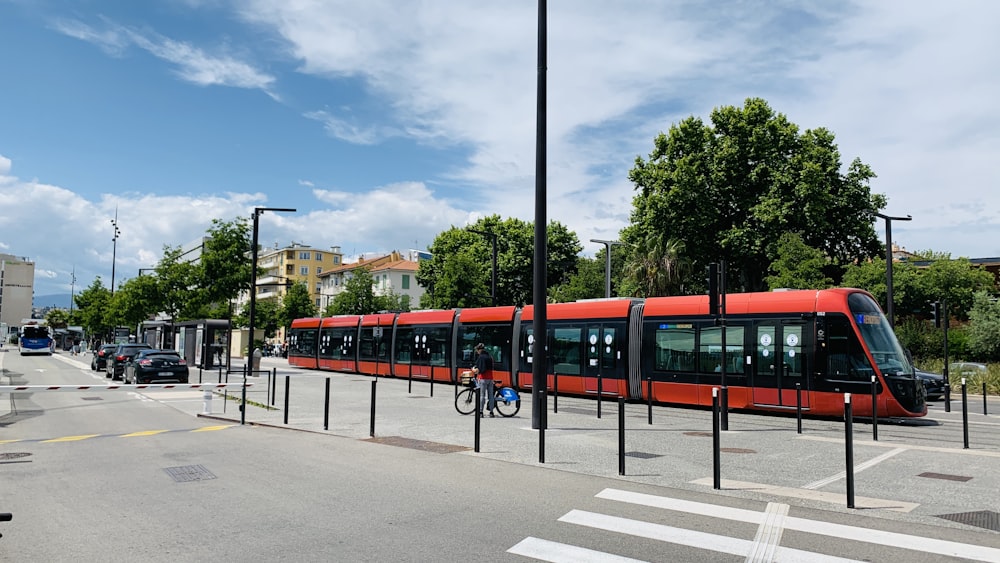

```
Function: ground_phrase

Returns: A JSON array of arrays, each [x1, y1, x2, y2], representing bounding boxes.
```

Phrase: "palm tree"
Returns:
[[622, 234, 690, 297]]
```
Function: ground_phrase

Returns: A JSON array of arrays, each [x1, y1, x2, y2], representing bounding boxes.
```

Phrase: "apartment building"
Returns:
[[0, 254, 34, 336], [319, 250, 425, 310], [253, 243, 345, 308]]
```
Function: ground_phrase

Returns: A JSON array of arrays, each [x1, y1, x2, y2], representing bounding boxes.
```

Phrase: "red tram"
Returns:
[[287, 288, 927, 418]]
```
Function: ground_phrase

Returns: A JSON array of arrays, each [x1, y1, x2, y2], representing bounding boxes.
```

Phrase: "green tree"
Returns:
[[74, 278, 112, 341], [106, 273, 161, 333], [417, 215, 582, 308], [625, 97, 884, 293], [154, 245, 203, 321], [200, 217, 253, 315], [765, 232, 834, 290], [328, 268, 381, 315], [619, 233, 690, 297], [45, 308, 71, 330], [841, 258, 926, 319], [917, 256, 994, 322], [549, 256, 606, 302], [967, 291, 1000, 361], [280, 281, 318, 329]]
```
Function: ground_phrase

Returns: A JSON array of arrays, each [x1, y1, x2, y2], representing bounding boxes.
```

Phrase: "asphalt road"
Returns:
[[2, 350, 1000, 562]]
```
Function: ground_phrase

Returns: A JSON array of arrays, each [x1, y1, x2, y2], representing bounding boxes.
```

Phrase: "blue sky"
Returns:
[[2, 1, 999, 299]]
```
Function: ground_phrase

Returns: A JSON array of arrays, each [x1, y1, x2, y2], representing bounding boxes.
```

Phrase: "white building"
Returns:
[[0, 254, 35, 336], [319, 250, 425, 310]]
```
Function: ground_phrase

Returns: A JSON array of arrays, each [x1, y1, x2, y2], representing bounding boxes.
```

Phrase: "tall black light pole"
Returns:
[[110, 207, 121, 295], [875, 212, 912, 327], [531, 0, 548, 430], [248, 207, 296, 357], [469, 229, 498, 306], [590, 239, 621, 299]]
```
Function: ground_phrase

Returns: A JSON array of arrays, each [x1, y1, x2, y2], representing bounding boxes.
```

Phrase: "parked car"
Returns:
[[124, 349, 189, 385], [106, 343, 152, 380], [950, 362, 988, 379], [915, 369, 946, 401], [91, 344, 118, 371]]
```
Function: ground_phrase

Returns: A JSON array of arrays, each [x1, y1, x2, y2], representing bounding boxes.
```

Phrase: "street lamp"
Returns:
[[248, 207, 296, 358], [875, 212, 912, 328], [590, 239, 622, 299], [70, 267, 76, 315], [469, 229, 498, 306], [110, 207, 121, 295]]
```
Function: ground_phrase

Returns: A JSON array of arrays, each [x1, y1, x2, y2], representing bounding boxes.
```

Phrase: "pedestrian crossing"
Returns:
[[507, 488, 1000, 562]]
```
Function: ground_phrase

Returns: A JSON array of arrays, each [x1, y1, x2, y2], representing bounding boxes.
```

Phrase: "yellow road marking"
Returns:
[[0, 439, 24, 445], [191, 424, 236, 432], [120, 430, 169, 438], [41, 434, 101, 443]]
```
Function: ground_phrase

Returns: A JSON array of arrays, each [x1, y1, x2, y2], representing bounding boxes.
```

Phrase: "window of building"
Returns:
[[299, 251, 311, 260], [333, 256, 340, 265], [316, 266, 322, 274], [299, 266, 309, 276], [315, 252, 323, 261], [402, 275, 410, 290]]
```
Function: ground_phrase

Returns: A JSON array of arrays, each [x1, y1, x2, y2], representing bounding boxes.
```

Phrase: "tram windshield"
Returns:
[[848, 293, 913, 376]]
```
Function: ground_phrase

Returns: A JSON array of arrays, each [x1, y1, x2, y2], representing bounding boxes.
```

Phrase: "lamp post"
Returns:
[[110, 207, 121, 295], [469, 229, 498, 306], [69, 267, 76, 315], [875, 212, 912, 327], [248, 207, 296, 358], [590, 239, 622, 299]]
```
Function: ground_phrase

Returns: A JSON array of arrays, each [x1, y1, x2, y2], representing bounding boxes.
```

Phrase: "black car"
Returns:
[[91, 344, 118, 371], [915, 369, 946, 401], [124, 349, 189, 385], [106, 343, 152, 380]]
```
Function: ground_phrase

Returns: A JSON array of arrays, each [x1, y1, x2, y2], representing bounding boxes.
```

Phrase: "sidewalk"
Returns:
[[46, 352, 1000, 533]]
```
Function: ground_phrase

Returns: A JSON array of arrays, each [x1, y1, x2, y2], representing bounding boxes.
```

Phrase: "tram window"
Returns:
[[825, 316, 873, 382], [698, 326, 744, 374], [653, 325, 696, 372], [551, 327, 582, 375], [457, 325, 508, 369]]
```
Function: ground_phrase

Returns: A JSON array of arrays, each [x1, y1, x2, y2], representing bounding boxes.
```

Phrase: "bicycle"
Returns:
[[455, 374, 520, 417]]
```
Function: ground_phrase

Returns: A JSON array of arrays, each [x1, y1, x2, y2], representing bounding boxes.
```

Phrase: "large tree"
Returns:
[[417, 215, 582, 308], [327, 268, 380, 315], [74, 278, 112, 341], [624, 97, 885, 293], [765, 232, 834, 290], [199, 217, 254, 314], [280, 281, 318, 329]]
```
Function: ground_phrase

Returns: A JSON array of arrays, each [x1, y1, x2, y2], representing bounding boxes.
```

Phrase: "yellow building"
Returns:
[[254, 243, 344, 308]]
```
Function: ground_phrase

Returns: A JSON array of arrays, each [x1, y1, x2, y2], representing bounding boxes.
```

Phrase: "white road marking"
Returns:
[[560, 510, 860, 563], [508, 537, 647, 563], [802, 447, 906, 489], [801, 435, 1000, 457], [688, 478, 919, 512], [598, 488, 1000, 562], [746, 502, 789, 563]]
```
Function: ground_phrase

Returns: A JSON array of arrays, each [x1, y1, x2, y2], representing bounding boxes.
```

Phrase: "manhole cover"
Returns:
[[364, 436, 470, 454], [164, 464, 217, 483], [625, 451, 662, 459], [0, 452, 31, 460], [919, 472, 972, 482], [720, 448, 756, 454], [936, 511, 1000, 532]]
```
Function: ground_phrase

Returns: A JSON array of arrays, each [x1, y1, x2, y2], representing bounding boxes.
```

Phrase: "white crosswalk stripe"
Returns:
[[508, 488, 1000, 563]]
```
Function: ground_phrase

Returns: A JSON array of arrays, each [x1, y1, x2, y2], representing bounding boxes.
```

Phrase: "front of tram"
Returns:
[[848, 292, 926, 416]]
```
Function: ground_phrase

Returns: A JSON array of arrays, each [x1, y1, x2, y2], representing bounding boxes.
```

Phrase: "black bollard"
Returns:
[[945, 381, 952, 413], [720, 386, 729, 432], [796, 382, 802, 434], [408, 362, 413, 394], [553, 372, 559, 414], [712, 388, 720, 490], [283, 375, 290, 425], [369, 379, 377, 437], [597, 374, 603, 419], [871, 376, 878, 441], [618, 397, 626, 476], [429, 367, 434, 398], [647, 376, 653, 425], [962, 379, 969, 449], [539, 388, 546, 464], [199, 367, 203, 385], [474, 387, 481, 453], [269, 368, 276, 407], [984, 381, 989, 416], [240, 375, 247, 426], [323, 377, 330, 431], [845, 393, 855, 509]]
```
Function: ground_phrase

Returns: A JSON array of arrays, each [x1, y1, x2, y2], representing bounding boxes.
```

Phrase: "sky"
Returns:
[[2, 1, 999, 301]]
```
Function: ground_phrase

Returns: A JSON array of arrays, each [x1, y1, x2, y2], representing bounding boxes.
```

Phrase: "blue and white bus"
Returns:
[[19, 320, 54, 356]]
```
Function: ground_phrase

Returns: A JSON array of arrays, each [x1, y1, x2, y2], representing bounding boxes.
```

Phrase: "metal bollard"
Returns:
[[984, 381, 989, 416], [240, 376, 247, 426], [539, 388, 546, 464], [553, 372, 559, 414], [597, 374, 603, 419], [474, 387, 481, 453], [720, 385, 729, 432], [647, 376, 653, 425], [796, 382, 802, 434], [712, 387, 720, 490], [324, 377, 331, 431], [945, 382, 952, 413], [202, 389, 213, 415], [369, 379, 377, 437], [618, 397, 626, 476], [871, 375, 878, 441], [962, 378, 969, 449], [845, 393, 855, 509], [283, 375, 290, 425]]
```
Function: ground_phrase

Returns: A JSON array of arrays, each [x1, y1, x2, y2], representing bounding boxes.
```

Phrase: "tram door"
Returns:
[[751, 321, 809, 408], [584, 325, 618, 394]]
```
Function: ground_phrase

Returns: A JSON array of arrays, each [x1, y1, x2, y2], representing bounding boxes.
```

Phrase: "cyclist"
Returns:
[[472, 343, 495, 417]]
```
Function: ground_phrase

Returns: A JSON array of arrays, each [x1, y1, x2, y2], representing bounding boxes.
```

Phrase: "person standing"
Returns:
[[472, 343, 495, 417]]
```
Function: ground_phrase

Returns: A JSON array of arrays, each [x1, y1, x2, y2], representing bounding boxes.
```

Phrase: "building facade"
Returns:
[[251, 243, 344, 308], [319, 250, 425, 310], [0, 254, 34, 337]]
